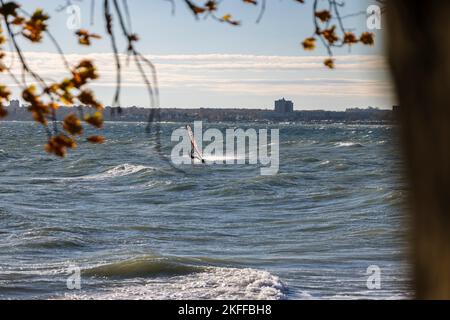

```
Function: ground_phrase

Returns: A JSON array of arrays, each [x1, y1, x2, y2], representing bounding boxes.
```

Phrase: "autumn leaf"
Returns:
[[0, 83, 8, 117], [205, 1, 217, 11], [63, 114, 83, 135], [11, 16, 24, 25], [343, 32, 358, 45], [185, 0, 206, 15], [302, 37, 316, 51], [360, 32, 375, 45], [22, 9, 49, 42], [0, 2, 20, 17], [324, 58, 335, 69], [321, 26, 338, 45], [128, 33, 139, 42], [0, 84, 8, 118], [315, 10, 332, 23], [49, 102, 59, 110], [0, 28, 6, 45], [45, 134, 77, 157], [60, 91, 74, 105], [75, 29, 101, 46], [84, 111, 104, 128], [0, 84, 11, 100], [87, 135, 105, 144], [0, 106, 7, 118], [221, 14, 240, 26], [22, 85, 50, 125], [78, 89, 102, 110], [72, 59, 99, 87]]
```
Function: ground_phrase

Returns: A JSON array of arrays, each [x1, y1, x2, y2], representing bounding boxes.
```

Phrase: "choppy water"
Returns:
[[0, 121, 411, 299]]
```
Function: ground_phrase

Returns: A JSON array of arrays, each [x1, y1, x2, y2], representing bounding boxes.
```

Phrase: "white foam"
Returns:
[[28, 164, 155, 182], [335, 142, 362, 147], [84, 164, 153, 180], [61, 267, 287, 300], [77, 164, 154, 181], [180, 155, 246, 163], [203, 155, 246, 162]]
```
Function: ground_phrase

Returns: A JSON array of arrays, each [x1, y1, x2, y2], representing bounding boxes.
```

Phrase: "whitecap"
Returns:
[[335, 142, 363, 148], [28, 164, 156, 182], [83, 164, 154, 180], [61, 267, 287, 300]]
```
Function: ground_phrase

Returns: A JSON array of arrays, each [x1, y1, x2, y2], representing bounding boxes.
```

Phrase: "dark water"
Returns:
[[0, 121, 411, 299]]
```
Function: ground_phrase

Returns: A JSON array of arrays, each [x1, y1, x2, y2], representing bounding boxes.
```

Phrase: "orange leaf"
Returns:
[[87, 135, 105, 144]]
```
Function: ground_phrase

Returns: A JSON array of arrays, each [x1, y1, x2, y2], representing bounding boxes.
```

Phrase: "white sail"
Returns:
[[186, 125, 204, 161]]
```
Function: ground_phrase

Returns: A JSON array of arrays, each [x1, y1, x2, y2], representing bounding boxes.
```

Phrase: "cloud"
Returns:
[[0, 51, 394, 105]]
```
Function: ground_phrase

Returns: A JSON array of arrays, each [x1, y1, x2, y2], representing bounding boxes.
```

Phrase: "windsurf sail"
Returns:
[[186, 125, 205, 162]]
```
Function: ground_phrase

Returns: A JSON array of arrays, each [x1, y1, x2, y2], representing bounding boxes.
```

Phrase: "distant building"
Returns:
[[9, 99, 20, 108], [274, 98, 294, 113]]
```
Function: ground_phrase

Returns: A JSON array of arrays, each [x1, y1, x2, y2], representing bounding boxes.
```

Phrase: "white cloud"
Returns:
[[0, 51, 394, 106]]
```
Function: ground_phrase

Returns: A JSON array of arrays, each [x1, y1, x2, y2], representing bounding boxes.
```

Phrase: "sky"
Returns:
[[2, 0, 395, 110]]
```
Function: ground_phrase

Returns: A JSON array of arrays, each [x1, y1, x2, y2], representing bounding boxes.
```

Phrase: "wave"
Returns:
[[7, 227, 89, 249], [28, 164, 157, 182], [318, 160, 331, 166], [62, 256, 287, 300], [247, 173, 299, 187], [163, 183, 196, 192], [334, 142, 364, 148], [82, 164, 155, 180], [18, 238, 87, 249], [67, 268, 286, 300], [83, 256, 201, 278], [0, 149, 9, 159]]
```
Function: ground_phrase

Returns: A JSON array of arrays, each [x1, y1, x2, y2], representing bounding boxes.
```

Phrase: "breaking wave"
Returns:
[[82, 164, 155, 180], [334, 142, 364, 148], [62, 256, 287, 300], [83, 256, 201, 278], [28, 164, 157, 183]]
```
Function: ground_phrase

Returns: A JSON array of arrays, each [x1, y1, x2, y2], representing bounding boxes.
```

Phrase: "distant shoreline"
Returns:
[[0, 119, 395, 125], [2, 105, 397, 123]]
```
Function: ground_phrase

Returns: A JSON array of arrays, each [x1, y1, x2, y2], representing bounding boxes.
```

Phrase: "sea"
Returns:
[[0, 121, 412, 299]]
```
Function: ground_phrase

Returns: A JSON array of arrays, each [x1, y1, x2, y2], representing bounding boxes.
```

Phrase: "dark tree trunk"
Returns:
[[387, 1, 450, 299]]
